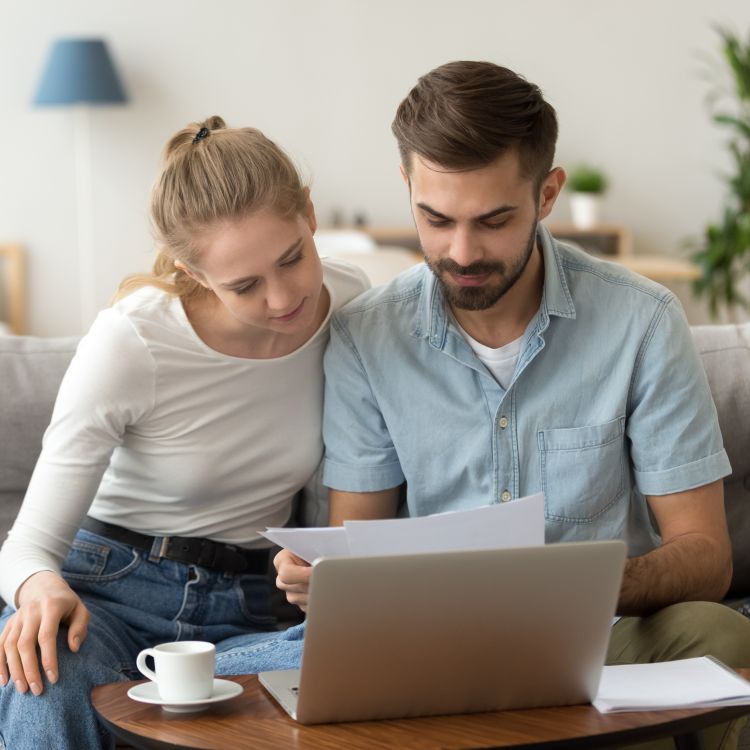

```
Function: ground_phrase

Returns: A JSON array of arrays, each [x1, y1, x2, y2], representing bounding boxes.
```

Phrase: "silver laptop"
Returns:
[[259, 541, 625, 724]]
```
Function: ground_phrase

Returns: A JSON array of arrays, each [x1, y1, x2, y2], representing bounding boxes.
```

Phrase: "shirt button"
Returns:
[[501, 490, 512, 502], [498, 416, 509, 429]]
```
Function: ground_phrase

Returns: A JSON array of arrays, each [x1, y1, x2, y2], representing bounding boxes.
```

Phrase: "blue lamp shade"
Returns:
[[34, 39, 127, 106]]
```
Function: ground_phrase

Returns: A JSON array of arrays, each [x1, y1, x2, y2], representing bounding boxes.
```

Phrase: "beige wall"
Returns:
[[1, 0, 749, 334]]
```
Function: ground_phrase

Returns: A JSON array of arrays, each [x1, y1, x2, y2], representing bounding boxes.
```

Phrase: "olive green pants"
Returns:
[[606, 602, 750, 750]]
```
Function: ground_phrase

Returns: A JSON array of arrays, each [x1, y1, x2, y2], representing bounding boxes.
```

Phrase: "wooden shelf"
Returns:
[[545, 223, 633, 256], [545, 223, 701, 282], [608, 254, 701, 283], [0, 244, 25, 335]]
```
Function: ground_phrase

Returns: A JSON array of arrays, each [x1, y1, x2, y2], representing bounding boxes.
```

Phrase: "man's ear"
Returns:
[[303, 187, 318, 234], [537, 167, 566, 221], [399, 164, 410, 187], [174, 260, 209, 288]]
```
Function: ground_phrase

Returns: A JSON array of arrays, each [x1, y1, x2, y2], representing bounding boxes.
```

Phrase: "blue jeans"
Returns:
[[0, 529, 305, 750]]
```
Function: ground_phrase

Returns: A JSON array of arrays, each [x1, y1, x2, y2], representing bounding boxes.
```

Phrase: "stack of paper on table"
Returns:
[[259, 492, 544, 562], [594, 657, 750, 712]]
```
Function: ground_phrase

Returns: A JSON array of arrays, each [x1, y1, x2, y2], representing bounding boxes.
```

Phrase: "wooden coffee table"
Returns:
[[92, 671, 750, 750]]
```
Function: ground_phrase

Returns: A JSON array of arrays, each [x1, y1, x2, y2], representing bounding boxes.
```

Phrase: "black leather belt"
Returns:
[[81, 516, 270, 575]]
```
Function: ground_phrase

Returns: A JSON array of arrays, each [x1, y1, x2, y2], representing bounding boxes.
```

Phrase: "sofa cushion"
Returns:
[[0, 336, 78, 544], [691, 323, 750, 596]]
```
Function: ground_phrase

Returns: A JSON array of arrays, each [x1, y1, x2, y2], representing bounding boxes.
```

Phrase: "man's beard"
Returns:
[[425, 221, 538, 311]]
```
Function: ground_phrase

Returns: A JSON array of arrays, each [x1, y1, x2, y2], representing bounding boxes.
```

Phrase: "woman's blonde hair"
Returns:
[[115, 116, 308, 302]]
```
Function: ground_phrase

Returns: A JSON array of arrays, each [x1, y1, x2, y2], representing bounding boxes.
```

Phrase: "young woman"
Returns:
[[0, 116, 368, 750]]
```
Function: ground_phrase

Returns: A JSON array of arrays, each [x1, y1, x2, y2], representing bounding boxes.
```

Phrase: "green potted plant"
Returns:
[[690, 27, 750, 318], [566, 164, 608, 229]]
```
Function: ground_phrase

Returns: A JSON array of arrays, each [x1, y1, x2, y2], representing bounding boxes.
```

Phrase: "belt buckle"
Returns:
[[201, 539, 222, 570], [158, 536, 171, 559]]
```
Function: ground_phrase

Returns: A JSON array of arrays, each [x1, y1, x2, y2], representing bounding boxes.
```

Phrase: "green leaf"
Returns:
[[689, 26, 750, 318], [565, 164, 607, 193], [713, 114, 750, 139]]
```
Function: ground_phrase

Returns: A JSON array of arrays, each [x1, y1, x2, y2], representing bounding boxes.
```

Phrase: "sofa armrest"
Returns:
[[692, 323, 750, 598], [0, 336, 79, 608]]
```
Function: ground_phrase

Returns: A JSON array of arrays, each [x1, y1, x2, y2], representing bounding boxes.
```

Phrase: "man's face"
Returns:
[[405, 151, 549, 312]]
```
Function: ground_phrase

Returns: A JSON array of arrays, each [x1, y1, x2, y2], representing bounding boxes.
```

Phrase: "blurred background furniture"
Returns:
[[0, 244, 26, 335], [609, 254, 701, 284], [546, 223, 633, 256], [546, 223, 701, 284], [315, 229, 421, 286]]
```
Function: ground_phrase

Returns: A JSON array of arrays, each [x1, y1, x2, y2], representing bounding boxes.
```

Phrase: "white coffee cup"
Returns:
[[136, 641, 216, 702]]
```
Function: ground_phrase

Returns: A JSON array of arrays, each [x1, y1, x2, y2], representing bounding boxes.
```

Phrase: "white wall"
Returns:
[[1, 0, 749, 334]]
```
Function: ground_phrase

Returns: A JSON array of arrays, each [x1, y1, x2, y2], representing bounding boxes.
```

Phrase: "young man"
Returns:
[[277, 61, 750, 749]]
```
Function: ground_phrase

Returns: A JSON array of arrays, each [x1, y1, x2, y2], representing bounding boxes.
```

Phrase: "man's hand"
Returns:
[[274, 549, 312, 611], [0, 570, 90, 696], [618, 480, 732, 616]]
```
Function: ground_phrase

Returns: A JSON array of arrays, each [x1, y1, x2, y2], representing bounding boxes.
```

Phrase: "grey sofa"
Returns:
[[697, 323, 750, 599], [0, 334, 80, 573], [1, 325, 749, 609]]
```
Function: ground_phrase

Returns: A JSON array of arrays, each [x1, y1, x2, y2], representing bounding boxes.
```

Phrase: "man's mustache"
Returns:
[[435, 259, 505, 276]]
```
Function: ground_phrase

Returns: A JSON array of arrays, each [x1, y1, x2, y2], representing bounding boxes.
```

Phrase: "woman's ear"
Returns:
[[304, 187, 318, 234], [174, 260, 209, 288]]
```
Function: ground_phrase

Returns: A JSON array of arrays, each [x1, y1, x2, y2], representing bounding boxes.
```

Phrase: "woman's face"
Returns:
[[184, 200, 325, 339]]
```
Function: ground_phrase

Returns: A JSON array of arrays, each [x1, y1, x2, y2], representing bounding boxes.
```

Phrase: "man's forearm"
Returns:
[[618, 532, 732, 616]]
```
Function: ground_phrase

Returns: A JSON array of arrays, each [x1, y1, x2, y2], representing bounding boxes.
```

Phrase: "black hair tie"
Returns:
[[192, 127, 209, 144]]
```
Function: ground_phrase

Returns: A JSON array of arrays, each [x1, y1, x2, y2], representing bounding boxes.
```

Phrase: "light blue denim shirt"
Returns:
[[322, 227, 731, 555]]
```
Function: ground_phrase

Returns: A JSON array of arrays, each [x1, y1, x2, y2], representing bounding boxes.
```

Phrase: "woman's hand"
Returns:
[[0, 571, 90, 695], [274, 549, 312, 611]]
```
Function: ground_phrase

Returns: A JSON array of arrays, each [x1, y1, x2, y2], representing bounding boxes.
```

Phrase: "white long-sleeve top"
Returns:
[[0, 257, 368, 606]]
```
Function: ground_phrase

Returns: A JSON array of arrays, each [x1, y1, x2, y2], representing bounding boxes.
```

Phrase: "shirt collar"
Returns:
[[538, 224, 576, 321], [415, 224, 576, 346]]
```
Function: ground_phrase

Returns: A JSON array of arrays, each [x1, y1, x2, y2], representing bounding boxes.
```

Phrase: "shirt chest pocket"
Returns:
[[538, 416, 626, 523]]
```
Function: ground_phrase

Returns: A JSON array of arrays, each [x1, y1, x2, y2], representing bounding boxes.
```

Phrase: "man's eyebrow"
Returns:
[[221, 238, 303, 288], [475, 205, 517, 221], [416, 203, 517, 222], [416, 203, 451, 221]]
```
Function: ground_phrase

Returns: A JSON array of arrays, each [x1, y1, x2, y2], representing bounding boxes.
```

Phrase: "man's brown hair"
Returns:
[[392, 61, 558, 188]]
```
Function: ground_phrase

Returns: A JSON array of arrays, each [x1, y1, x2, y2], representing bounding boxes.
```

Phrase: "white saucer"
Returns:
[[127, 678, 243, 713]]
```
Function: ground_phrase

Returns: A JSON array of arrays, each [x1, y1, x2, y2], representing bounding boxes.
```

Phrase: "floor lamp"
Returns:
[[33, 38, 128, 331]]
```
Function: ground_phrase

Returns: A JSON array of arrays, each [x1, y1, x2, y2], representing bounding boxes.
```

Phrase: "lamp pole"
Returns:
[[74, 105, 96, 330], [33, 38, 128, 333]]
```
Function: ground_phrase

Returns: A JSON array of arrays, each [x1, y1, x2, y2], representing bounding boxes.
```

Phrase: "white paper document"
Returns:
[[259, 492, 544, 563], [593, 657, 750, 713], [259, 527, 350, 563]]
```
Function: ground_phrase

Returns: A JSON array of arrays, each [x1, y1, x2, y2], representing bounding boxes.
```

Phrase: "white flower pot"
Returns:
[[569, 193, 602, 230]]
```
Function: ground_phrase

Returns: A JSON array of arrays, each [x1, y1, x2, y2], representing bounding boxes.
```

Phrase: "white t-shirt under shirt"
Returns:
[[0, 257, 368, 606], [454, 319, 524, 390]]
